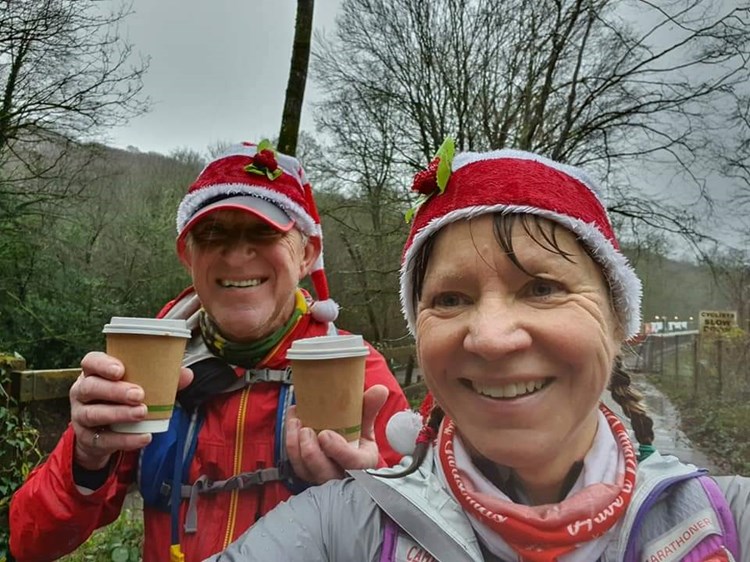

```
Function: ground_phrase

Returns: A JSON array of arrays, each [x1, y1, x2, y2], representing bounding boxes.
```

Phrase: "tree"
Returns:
[[278, 0, 315, 156], [723, 91, 750, 228], [314, 0, 750, 249], [0, 0, 148, 213]]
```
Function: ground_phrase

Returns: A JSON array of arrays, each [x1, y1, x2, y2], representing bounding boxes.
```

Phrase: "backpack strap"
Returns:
[[379, 516, 400, 562], [630, 473, 740, 562], [220, 367, 293, 394], [698, 476, 741, 560], [350, 470, 477, 562], [181, 382, 297, 534]]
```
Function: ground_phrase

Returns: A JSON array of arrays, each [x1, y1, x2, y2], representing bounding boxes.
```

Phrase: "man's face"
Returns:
[[181, 209, 319, 342]]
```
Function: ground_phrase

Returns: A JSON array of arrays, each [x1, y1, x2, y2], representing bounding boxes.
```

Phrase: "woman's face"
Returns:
[[416, 214, 621, 477], [181, 210, 319, 342]]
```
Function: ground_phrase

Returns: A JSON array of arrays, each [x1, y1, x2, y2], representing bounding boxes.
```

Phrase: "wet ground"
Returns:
[[601, 373, 721, 473]]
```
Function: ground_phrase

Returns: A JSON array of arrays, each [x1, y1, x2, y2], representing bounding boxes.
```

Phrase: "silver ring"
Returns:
[[92, 429, 101, 447]]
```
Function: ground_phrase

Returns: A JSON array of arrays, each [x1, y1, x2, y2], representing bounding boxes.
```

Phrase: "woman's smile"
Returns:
[[467, 377, 551, 400]]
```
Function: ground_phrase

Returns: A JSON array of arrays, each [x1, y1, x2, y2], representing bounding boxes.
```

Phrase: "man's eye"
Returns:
[[192, 227, 229, 245]]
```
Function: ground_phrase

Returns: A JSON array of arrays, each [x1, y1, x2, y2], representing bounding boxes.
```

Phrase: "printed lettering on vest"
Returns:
[[395, 536, 438, 562], [641, 508, 720, 562]]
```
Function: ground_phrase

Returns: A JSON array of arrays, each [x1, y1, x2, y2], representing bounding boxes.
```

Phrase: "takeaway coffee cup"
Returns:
[[103, 317, 191, 433], [287, 334, 370, 445]]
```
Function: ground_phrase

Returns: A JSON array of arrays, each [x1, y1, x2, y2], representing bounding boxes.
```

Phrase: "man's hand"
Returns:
[[71, 351, 193, 471], [285, 384, 388, 484]]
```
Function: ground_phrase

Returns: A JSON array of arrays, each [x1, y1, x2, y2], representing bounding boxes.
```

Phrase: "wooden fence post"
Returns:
[[692, 335, 699, 398], [717, 337, 724, 396]]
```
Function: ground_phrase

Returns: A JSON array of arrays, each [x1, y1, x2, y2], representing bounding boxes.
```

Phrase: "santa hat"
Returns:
[[400, 142, 642, 339], [175, 140, 338, 323]]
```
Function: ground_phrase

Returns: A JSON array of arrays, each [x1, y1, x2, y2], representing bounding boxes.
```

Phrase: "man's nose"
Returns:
[[463, 298, 532, 360], [221, 234, 258, 257]]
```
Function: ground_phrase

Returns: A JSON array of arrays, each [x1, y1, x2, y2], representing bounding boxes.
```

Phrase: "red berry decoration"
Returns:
[[412, 157, 440, 195], [253, 149, 278, 172]]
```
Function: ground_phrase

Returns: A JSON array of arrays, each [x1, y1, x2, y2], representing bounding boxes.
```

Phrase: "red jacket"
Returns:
[[10, 293, 409, 562]]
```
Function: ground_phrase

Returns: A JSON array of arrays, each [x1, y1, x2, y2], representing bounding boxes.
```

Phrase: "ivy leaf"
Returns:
[[110, 546, 129, 562]]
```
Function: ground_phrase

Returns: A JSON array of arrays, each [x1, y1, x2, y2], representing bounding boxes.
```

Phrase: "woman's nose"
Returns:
[[463, 299, 532, 359]]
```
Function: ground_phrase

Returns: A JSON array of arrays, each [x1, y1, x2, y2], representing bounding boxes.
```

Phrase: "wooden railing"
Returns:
[[1, 354, 79, 404], [2, 345, 421, 406]]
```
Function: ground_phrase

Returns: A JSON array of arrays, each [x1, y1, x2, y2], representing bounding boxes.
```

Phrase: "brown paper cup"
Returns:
[[103, 317, 190, 433], [287, 335, 370, 444]]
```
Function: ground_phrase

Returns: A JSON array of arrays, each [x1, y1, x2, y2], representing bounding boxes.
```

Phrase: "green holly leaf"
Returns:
[[404, 193, 432, 223], [244, 164, 265, 177], [435, 137, 455, 192], [266, 168, 283, 181], [257, 138, 274, 153]]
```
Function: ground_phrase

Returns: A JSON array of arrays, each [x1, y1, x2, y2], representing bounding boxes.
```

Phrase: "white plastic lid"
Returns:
[[102, 317, 191, 338], [286, 334, 369, 360]]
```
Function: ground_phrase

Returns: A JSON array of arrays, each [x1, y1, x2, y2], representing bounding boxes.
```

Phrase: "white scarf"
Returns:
[[436, 409, 625, 561]]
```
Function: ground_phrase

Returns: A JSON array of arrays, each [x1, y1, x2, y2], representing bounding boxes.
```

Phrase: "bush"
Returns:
[[58, 509, 143, 562], [0, 365, 43, 561]]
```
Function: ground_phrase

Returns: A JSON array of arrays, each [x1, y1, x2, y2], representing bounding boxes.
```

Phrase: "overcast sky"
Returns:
[[105, 0, 341, 156]]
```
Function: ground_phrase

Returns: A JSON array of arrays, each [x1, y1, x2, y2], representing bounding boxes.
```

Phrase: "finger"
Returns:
[[285, 416, 306, 476], [72, 402, 148, 429], [296, 427, 344, 483], [81, 426, 152, 453], [318, 430, 379, 470], [80, 351, 124, 381], [361, 384, 388, 441], [74, 426, 151, 471], [71, 374, 144, 406], [177, 366, 193, 391]]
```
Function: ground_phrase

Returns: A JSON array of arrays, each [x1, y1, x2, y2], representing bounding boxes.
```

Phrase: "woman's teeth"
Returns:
[[219, 279, 262, 288], [472, 379, 547, 399]]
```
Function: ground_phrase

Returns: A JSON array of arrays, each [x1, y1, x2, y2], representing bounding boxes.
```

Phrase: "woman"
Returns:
[[206, 145, 749, 561]]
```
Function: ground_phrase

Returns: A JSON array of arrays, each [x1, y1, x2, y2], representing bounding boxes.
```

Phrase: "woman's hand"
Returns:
[[285, 384, 388, 484], [70, 351, 193, 471]]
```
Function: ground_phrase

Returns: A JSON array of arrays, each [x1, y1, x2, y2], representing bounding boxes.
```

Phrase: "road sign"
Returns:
[[698, 310, 737, 334]]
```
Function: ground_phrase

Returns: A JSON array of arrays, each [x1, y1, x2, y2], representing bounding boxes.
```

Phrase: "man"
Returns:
[[9, 141, 409, 562]]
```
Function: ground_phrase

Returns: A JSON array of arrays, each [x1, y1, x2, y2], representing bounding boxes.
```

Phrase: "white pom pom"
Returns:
[[386, 409, 423, 456], [310, 298, 339, 323]]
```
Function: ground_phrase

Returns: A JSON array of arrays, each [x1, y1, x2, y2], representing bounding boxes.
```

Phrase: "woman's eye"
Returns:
[[526, 279, 563, 299], [432, 292, 467, 308]]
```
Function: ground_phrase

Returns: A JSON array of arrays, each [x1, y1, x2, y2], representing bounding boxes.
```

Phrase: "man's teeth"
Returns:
[[473, 379, 547, 399], [219, 279, 262, 288]]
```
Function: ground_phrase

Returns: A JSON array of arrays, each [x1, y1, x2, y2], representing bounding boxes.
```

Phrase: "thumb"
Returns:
[[177, 367, 194, 391], [361, 384, 388, 441]]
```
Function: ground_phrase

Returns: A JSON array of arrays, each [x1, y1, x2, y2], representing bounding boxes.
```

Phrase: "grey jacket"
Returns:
[[205, 450, 750, 562]]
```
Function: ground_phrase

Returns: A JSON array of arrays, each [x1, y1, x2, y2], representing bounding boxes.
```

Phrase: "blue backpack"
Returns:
[[138, 361, 306, 547]]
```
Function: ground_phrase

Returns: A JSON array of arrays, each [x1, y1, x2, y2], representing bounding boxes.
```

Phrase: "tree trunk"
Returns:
[[278, 0, 314, 156]]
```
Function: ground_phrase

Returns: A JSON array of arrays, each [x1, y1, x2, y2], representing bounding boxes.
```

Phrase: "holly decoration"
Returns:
[[244, 139, 283, 180], [406, 137, 455, 223]]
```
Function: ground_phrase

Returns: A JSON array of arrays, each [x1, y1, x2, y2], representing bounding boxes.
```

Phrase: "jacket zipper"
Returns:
[[222, 386, 251, 549]]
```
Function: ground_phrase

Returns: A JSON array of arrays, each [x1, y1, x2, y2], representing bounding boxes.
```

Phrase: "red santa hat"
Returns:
[[400, 142, 642, 339], [176, 140, 338, 323]]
